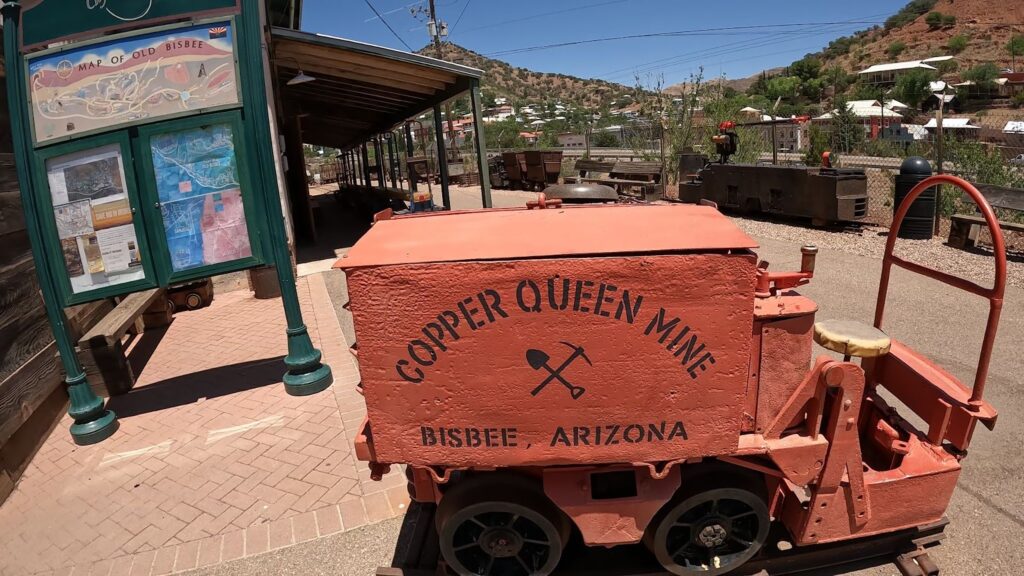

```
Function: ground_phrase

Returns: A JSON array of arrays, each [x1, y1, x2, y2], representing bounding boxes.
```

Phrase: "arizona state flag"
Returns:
[[209, 26, 228, 39]]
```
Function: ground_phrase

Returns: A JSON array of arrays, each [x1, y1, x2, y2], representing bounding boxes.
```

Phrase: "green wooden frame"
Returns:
[[16, 1, 278, 307], [30, 131, 160, 305], [133, 109, 265, 286]]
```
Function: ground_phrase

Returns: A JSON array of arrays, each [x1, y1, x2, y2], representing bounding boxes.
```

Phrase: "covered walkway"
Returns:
[[269, 28, 492, 246]]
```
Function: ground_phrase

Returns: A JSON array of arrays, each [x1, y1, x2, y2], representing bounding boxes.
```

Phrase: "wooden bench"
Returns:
[[77, 288, 169, 397], [581, 161, 665, 199], [565, 159, 617, 184], [948, 184, 1024, 249]]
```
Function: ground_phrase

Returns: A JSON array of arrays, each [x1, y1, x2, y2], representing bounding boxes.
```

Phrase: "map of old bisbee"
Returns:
[[28, 22, 238, 143]]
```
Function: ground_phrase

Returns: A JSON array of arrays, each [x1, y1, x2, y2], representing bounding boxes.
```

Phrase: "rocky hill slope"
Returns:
[[419, 42, 633, 109]]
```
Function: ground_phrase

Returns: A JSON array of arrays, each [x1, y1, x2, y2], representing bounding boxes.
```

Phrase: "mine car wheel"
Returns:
[[185, 292, 203, 310], [437, 477, 569, 576], [649, 487, 770, 575]]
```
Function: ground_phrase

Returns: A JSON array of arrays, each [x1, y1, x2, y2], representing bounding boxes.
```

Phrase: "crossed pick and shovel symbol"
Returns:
[[526, 341, 591, 400]]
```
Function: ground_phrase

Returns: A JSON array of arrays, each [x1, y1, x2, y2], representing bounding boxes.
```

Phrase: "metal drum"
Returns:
[[542, 183, 618, 204]]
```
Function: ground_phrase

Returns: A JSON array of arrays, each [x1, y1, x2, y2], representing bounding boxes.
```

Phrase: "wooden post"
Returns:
[[361, 143, 372, 187], [433, 105, 451, 208]]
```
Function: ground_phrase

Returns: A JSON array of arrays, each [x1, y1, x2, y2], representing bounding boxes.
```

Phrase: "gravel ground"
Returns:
[[729, 215, 1024, 290]]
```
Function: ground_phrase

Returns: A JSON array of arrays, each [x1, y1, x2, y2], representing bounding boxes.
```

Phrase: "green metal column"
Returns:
[[404, 123, 417, 192], [239, 1, 331, 396], [361, 143, 372, 187], [432, 106, 451, 208], [2, 1, 118, 444], [469, 79, 493, 208]]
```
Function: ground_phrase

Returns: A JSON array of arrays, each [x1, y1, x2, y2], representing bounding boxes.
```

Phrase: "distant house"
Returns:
[[519, 131, 541, 144], [858, 56, 954, 85], [924, 117, 981, 140], [557, 133, 586, 148], [813, 100, 903, 139], [483, 104, 515, 123], [1003, 120, 1024, 147], [998, 73, 1024, 97]]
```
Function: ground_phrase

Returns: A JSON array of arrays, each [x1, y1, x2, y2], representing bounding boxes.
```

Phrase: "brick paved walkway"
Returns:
[[0, 274, 408, 576]]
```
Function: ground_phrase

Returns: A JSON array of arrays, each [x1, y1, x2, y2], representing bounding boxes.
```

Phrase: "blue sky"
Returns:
[[300, 1, 903, 86]]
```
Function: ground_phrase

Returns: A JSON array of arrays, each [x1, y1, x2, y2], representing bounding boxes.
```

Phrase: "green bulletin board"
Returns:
[[18, 10, 272, 306]]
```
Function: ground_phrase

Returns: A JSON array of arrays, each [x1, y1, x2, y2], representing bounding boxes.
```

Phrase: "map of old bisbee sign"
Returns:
[[28, 21, 239, 143]]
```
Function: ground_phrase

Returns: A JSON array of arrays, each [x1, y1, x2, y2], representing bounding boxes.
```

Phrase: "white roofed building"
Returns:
[[859, 56, 954, 85]]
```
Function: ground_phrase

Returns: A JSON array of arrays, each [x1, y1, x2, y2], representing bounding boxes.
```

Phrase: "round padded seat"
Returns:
[[813, 320, 891, 358]]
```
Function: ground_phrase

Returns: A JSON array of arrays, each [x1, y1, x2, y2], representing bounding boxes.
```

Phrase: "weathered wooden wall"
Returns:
[[0, 28, 109, 503]]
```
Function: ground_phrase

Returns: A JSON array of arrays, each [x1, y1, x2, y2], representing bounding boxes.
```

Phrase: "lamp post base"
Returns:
[[282, 325, 334, 396], [70, 410, 119, 446]]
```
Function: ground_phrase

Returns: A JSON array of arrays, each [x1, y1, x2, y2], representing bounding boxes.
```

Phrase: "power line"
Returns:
[[602, 22, 869, 82], [458, 0, 634, 34], [363, 0, 414, 51], [485, 21, 886, 58], [447, 0, 473, 38]]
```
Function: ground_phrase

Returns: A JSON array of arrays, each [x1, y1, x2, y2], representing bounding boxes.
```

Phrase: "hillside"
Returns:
[[419, 42, 633, 109], [818, 0, 1024, 74], [672, 0, 1024, 96]]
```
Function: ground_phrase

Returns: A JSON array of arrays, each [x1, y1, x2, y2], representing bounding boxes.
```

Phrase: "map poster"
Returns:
[[54, 200, 94, 239], [151, 122, 252, 272], [28, 21, 238, 144]]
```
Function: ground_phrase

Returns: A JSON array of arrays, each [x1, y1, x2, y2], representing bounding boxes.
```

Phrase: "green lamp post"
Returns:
[[2, 0, 119, 445]]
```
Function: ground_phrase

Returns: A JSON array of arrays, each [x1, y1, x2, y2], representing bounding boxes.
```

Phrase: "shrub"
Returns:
[[942, 14, 956, 27], [947, 35, 969, 54], [1013, 92, 1024, 109], [925, 11, 944, 29], [885, 0, 938, 30], [887, 41, 908, 59]]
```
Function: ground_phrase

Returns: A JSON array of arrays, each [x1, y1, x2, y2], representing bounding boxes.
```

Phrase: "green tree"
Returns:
[[887, 41, 908, 59], [947, 35, 969, 54], [823, 66, 853, 94], [963, 62, 1000, 86], [831, 97, 864, 154], [884, 0, 937, 30], [942, 14, 956, 26], [925, 11, 944, 29], [592, 130, 619, 147], [766, 76, 802, 102], [746, 72, 771, 97], [1008, 34, 1024, 72], [790, 56, 823, 82], [894, 68, 936, 109], [485, 118, 525, 150]]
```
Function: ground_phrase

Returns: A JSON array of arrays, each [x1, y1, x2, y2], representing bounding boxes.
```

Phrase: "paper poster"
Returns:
[[54, 200, 94, 239], [46, 143, 147, 294], [96, 225, 142, 273], [61, 237, 84, 277], [82, 234, 105, 274], [151, 122, 251, 272], [27, 21, 239, 143]]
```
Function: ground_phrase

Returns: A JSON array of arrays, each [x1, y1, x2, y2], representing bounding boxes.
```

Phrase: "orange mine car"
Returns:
[[335, 176, 1005, 576]]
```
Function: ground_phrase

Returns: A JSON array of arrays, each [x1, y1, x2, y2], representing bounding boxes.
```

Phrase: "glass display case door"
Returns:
[[134, 110, 263, 285], [33, 131, 159, 304]]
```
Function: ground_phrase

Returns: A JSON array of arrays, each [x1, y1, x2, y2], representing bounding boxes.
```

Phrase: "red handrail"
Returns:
[[874, 175, 1007, 407]]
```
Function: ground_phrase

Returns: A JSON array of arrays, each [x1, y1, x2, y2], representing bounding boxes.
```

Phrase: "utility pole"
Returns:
[[428, 0, 456, 163]]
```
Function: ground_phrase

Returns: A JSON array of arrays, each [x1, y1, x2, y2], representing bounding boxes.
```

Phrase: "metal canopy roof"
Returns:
[[270, 27, 483, 151]]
